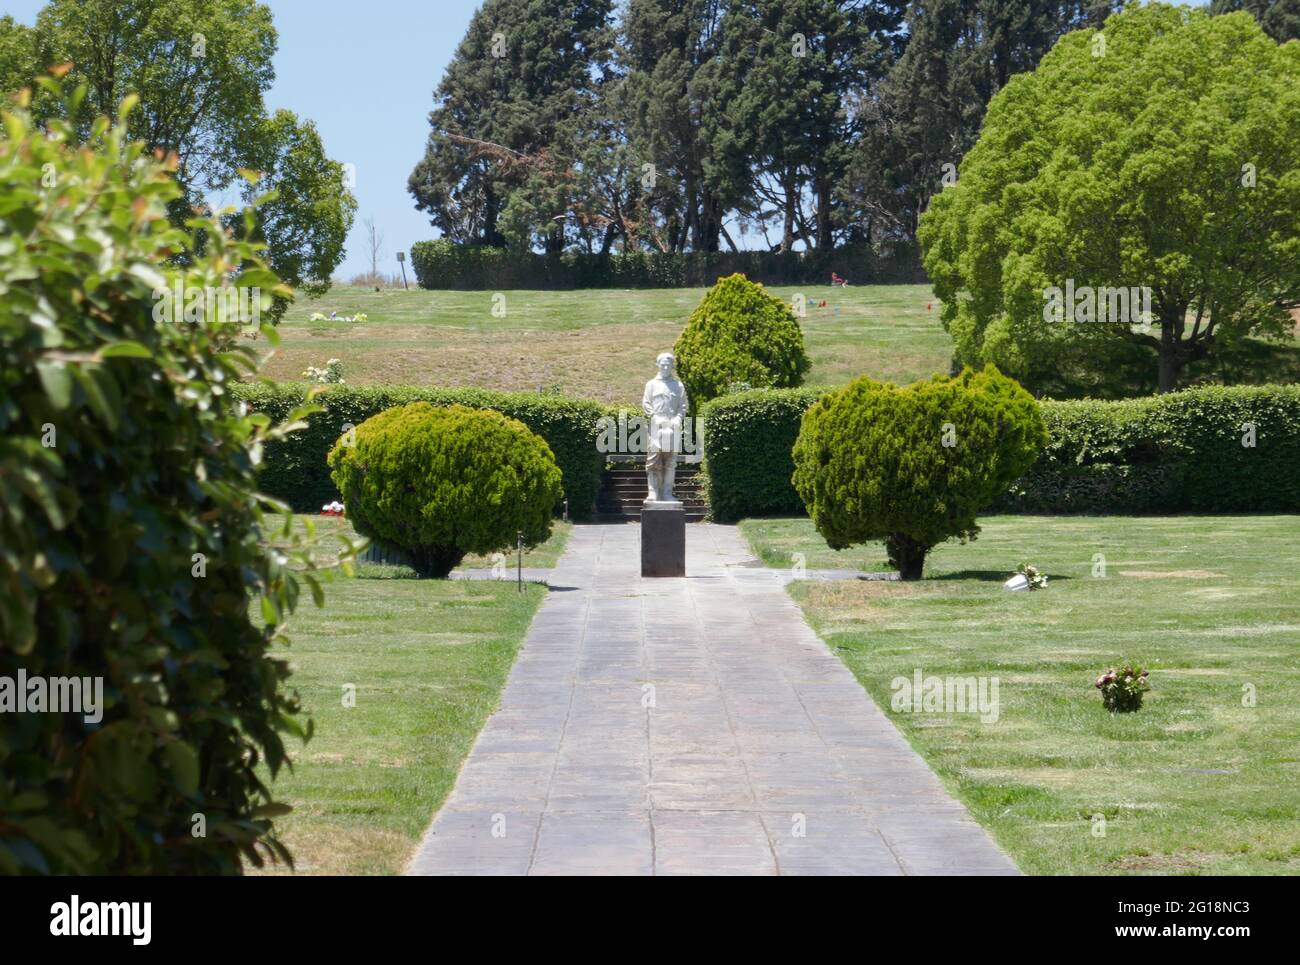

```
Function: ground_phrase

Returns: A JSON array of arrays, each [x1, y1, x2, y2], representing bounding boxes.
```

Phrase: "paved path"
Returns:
[[408, 524, 1018, 876]]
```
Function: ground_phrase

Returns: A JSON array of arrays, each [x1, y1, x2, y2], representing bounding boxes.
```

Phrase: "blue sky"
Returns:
[[4, 0, 485, 280]]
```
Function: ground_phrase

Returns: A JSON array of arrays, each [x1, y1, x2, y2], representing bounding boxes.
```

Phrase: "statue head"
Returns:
[[656, 351, 675, 379]]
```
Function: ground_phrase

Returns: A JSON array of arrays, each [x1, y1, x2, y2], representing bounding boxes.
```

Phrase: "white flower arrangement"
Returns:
[[302, 359, 345, 384], [1003, 563, 1048, 591]]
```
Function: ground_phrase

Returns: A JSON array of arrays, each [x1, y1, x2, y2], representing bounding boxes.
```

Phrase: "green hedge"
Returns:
[[701, 385, 1300, 520], [700, 388, 824, 522], [1004, 386, 1300, 513], [232, 383, 607, 518], [409, 238, 926, 290]]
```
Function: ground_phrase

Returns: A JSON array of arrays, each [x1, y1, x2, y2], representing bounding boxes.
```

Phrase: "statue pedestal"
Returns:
[[641, 501, 685, 577]]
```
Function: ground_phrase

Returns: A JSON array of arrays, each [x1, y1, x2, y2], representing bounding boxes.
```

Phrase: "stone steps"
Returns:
[[595, 461, 707, 522]]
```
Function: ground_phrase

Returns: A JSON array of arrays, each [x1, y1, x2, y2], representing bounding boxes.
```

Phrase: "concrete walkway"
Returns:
[[408, 524, 1018, 876]]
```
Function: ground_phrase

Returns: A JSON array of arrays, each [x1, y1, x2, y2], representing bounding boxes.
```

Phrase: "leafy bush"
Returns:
[[699, 388, 823, 522], [1, 79, 329, 873], [703, 384, 1300, 520], [408, 238, 926, 290], [674, 273, 811, 405], [1002, 385, 1300, 513], [231, 382, 608, 518], [792, 367, 1047, 579], [328, 404, 562, 577], [1094, 665, 1150, 713]]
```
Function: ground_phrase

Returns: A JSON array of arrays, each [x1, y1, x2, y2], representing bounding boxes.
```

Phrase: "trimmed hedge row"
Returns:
[[232, 383, 607, 518], [409, 238, 927, 290], [700, 389, 824, 522], [701, 385, 1300, 521], [1005, 386, 1300, 513]]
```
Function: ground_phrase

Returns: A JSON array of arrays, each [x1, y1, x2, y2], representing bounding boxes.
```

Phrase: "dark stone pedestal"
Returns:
[[641, 501, 685, 577]]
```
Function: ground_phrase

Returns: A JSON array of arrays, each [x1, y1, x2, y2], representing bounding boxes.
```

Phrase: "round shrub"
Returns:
[[329, 403, 563, 577], [792, 365, 1047, 579], [1, 81, 316, 873], [673, 273, 810, 404]]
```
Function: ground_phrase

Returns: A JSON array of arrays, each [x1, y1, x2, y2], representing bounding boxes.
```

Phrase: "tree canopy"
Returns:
[[918, 3, 1300, 395], [5, 0, 355, 305]]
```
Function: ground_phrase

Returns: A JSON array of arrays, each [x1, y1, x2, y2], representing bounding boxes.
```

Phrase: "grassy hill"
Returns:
[[261, 284, 1300, 404], [261, 284, 951, 404]]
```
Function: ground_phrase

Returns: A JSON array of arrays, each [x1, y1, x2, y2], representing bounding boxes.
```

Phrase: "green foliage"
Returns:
[[0, 80, 335, 873], [699, 388, 823, 522], [235, 110, 357, 320], [407, 238, 924, 289], [28, 0, 354, 306], [328, 404, 563, 578], [919, 3, 1300, 394], [1004, 385, 1300, 513], [620, 0, 731, 252], [705, 383, 1300, 520], [0, 15, 37, 95], [1210, 0, 1300, 43], [711, 0, 900, 252], [231, 382, 608, 519], [842, 1, 1117, 241], [791, 367, 1046, 578], [407, 0, 615, 250], [674, 273, 811, 404]]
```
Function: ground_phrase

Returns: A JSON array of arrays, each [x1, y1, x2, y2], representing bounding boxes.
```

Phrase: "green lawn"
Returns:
[[252, 514, 569, 874], [256, 570, 545, 875], [263, 284, 950, 404], [739, 516, 892, 572], [742, 514, 1300, 875], [277, 513, 573, 572]]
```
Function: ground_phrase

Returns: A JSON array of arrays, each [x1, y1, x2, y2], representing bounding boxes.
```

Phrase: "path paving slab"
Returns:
[[407, 524, 1018, 876]]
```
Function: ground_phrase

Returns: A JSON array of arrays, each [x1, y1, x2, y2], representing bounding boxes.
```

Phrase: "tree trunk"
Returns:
[[1157, 347, 1179, 394], [599, 222, 617, 256], [815, 176, 833, 251], [886, 534, 928, 581], [1157, 319, 1180, 393], [409, 544, 466, 579], [781, 168, 796, 252]]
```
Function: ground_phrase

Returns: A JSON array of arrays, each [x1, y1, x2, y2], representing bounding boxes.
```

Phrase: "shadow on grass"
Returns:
[[927, 569, 1074, 583]]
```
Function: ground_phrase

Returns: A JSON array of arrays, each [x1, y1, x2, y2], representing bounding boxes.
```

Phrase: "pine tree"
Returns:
[[1210, 0, 1300, 43], [712, 0, 904, 252], [621, 0, 731, 251], [407, 0, 615, 251], [841, 1, 1117, 244]]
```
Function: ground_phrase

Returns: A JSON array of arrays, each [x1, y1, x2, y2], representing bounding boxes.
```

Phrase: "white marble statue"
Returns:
[[642, 351, 689, 504]]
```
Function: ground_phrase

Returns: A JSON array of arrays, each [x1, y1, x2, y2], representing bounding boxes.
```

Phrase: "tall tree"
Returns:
[[0, 16, 37, 96], [712, 0, 904, 252], [919, 3, 1300, 394], [237, 110, 357, 306], [841, 1, 1117, 244], [1210, 0, 1300, 43], [621, 0, 731, 252], [26, 0, 354, 302], [408, 0, 615, 251]]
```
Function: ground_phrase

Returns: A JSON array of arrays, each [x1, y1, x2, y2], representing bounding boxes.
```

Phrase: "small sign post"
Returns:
[[396, 250, 408, 290]]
